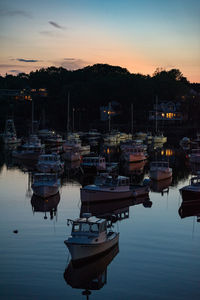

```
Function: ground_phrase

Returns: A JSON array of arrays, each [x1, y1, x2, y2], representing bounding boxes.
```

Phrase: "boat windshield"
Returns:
[[72, 222, 99, 233]]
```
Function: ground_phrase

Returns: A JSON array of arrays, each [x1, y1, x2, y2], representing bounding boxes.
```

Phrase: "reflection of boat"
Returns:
[[122, 161, 146, 175], [179, 176, 200, 201], [179, 199, 200, 221], [64, 214, 119, 261], [31, 192, 60, 219], [150, 161, 172, 181], [80, 196, 152, 221], [32, 173, 60, 198], [37, 153, 64, 173], [179, 199, 200, 219], [64, 243, 119, 296], [150, 177, 172, 193]]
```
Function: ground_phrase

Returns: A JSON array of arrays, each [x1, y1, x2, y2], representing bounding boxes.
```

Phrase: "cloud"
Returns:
[[16, 58, 39, 63], [0, 9, 32, 18], [9, 70, 22, 74], [40, 31, 55, 37], [49, 21, 65, 30], [58, 58, 88, 70]]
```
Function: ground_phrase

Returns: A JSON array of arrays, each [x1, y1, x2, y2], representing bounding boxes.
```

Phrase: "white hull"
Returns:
[[32, 185, 59, 198], [81, 188, 133, 202], [65, 232, 119, 261]]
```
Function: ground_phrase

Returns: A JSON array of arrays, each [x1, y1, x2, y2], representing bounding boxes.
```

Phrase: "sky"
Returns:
[[0, 0, 200, 82]]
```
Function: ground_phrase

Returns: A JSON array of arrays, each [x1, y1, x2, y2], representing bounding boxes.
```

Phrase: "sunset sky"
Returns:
[[0, 0, 200, 82]]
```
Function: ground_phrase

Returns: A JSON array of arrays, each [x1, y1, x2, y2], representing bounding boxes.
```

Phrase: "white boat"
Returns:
[[37, 153, 64, 173], [81, 175, 134, 202], [12, 134, 44, 160], [121, 145, 147, 163], [189, 148, 200, 164], [32, 173, 60, 198], [64, 214, 119, 261], [179, 176, 200, 201], [1, 119, 21, 144], [149, 161, 172, 181], [81, 156, 106, 172]]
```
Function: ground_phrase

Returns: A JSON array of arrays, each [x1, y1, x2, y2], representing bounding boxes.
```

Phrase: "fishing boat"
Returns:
[[12, 134, 44, 160], [149, 161, 172, 181], [81, 156, 106, 172], [179, 176, 200, 201], [81, 174, 149, 202], [121, 145, 147, 163], [32, 173, 60, 198], [31, 192, 60, 220], [37, 153, 64, 173], [64, 213, 119, 261]]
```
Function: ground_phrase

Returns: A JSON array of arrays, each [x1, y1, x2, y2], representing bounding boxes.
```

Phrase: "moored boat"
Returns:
[[179, 176, 200, 201], [37, 153, 64, 173], [64, 214, 119, 262], [32, 173, 60, 198]]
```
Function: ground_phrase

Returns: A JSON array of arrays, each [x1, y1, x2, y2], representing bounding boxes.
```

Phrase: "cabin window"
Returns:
[[91, 223, 99, 233], [73, 223, 80, 232], [99, 222, 106, 232], [81, 223, 90, 232]]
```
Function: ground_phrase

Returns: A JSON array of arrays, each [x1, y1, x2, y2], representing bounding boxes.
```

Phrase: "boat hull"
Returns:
[[32, 185, 59, 198], [81, 188, 133, 202], [180, 189, 200, 201], [64, 232, 119, 261]]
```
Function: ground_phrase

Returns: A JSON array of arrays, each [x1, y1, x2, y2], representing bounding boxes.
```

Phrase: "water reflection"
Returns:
[[80, 197, 152, 222], [150, 177, 172, 194], [64, 244, 119, 299], [31, 192, 60, 220], [179, 199, 200, 223]]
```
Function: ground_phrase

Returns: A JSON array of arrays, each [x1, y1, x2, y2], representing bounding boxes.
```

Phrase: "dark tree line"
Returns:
[[0, 63, 199, 133]]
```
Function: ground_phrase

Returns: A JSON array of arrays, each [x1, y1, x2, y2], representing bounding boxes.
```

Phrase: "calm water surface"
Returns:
[[0, 146, 199, 300]]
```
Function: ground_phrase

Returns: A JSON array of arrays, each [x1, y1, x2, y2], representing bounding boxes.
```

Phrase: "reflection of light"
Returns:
[[107, 148, 110, 154], [161, 149, 173, 156]]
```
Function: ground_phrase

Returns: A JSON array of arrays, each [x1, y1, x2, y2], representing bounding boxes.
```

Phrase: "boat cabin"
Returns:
[[104, 175, 130, 187], [33, 173, 58, 183], [38, 154, 60, 162], [190, 176, 200, 186], [68, 216, 107, 236]]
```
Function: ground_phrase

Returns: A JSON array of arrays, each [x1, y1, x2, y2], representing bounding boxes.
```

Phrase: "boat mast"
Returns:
[[155, 96, 158, 134], [31, 98, 34, 134], [108, 102, 111, 133], [131, 103, 133, 136]]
